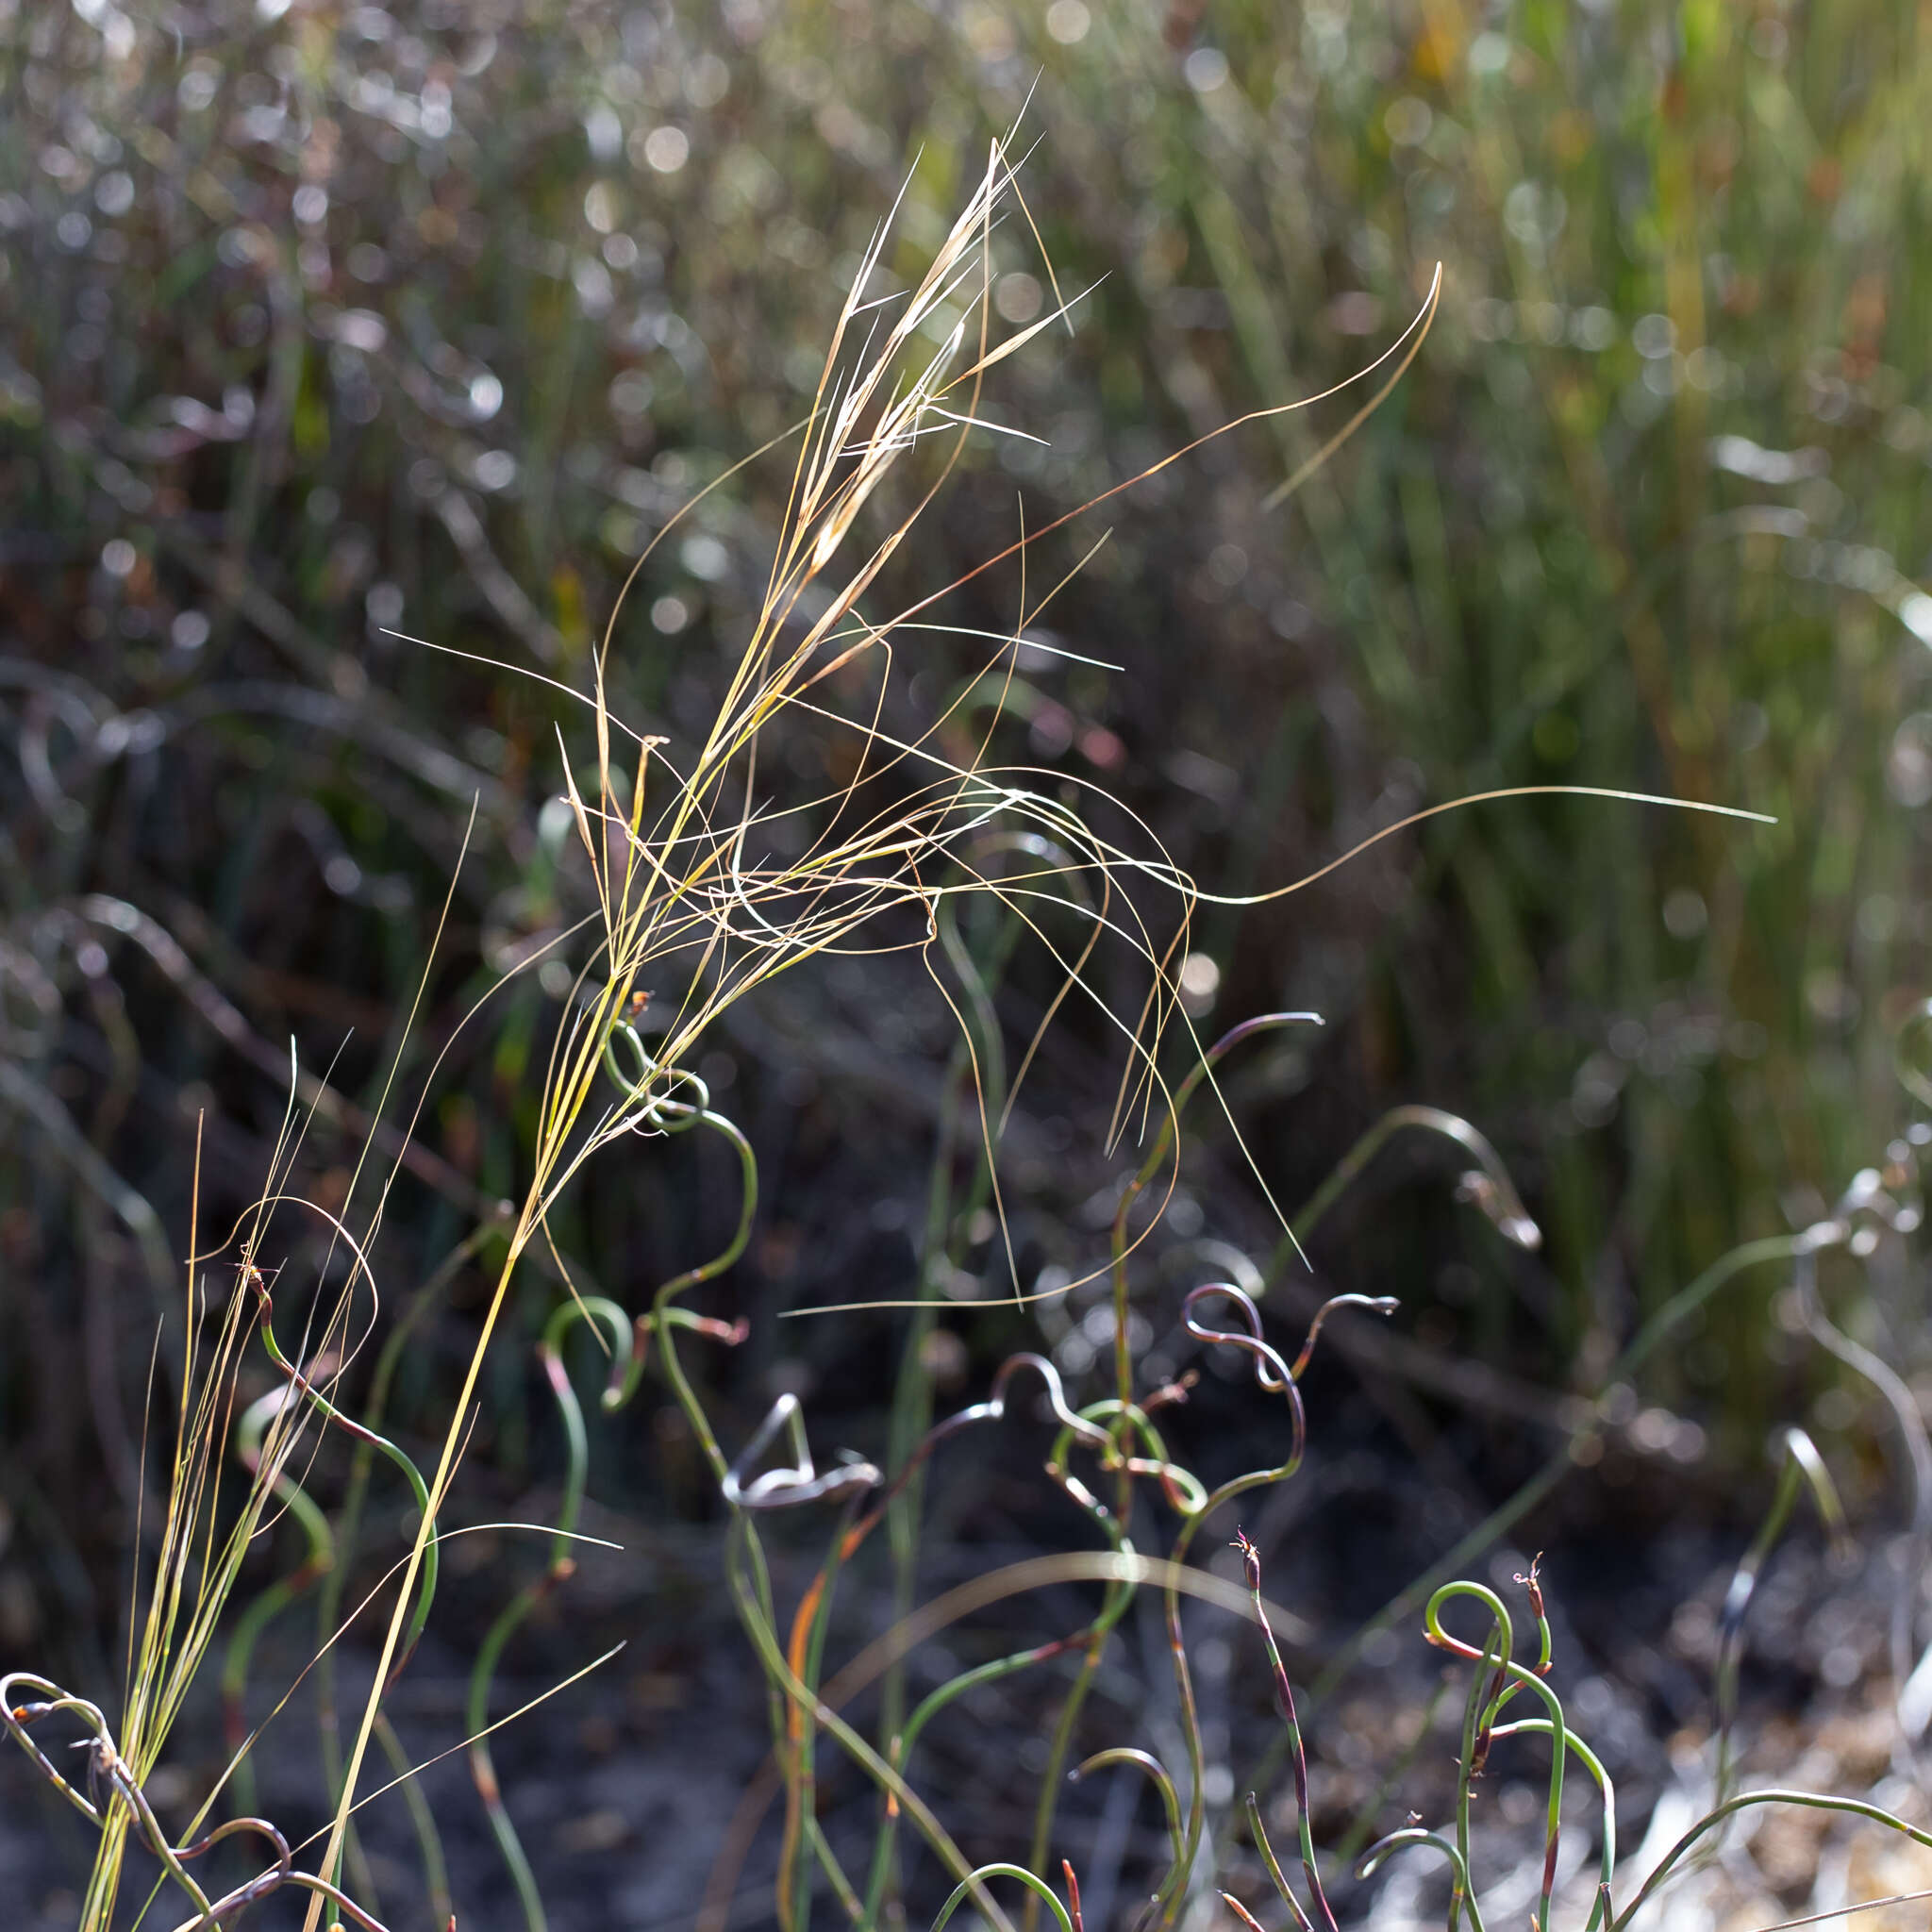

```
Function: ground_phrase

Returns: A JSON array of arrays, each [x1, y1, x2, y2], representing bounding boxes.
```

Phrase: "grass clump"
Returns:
[[5, 122, 1931, 1932]]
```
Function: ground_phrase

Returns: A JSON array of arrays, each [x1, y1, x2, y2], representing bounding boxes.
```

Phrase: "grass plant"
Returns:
[[4, 66, 1932, 1932], [6, 0, 1927, 1411]]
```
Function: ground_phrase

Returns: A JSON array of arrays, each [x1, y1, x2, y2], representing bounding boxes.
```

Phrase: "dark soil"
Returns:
[[4, 1390, 1912, 1932]]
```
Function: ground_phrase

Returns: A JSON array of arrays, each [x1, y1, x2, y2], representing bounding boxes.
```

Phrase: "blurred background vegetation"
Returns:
[[2, 0, 1930, 1920]]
